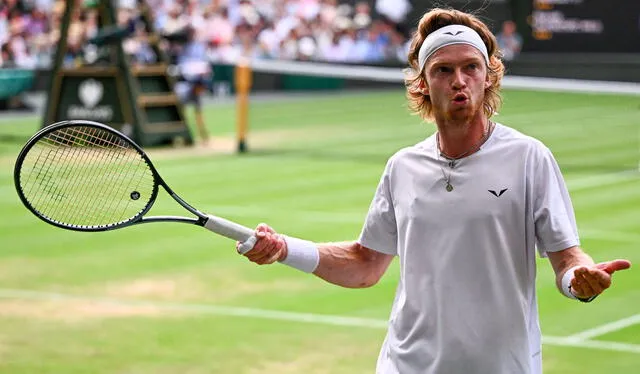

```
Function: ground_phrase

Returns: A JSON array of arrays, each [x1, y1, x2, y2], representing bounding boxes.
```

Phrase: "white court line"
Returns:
[[566, 314, 640, 341], [0, 288, 639, 354]]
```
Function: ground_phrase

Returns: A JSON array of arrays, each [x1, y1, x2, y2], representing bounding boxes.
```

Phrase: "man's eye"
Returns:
[[437, 66, 450, 73], [468, 63, 478, 70]]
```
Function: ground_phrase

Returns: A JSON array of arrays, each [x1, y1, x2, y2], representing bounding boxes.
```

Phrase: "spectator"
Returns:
[[205, 7, 234, 46], [496, 20, 523, 61], [161, 4, 188, 35], [0, 42, 17, 68]]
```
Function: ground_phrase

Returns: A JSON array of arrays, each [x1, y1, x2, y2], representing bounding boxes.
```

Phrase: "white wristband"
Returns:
[[280, 236, 319, 273], [561, 266, 580, 300]]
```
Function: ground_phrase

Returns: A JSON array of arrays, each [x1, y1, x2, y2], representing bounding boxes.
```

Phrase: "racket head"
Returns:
[[14, 120, 160, 231]]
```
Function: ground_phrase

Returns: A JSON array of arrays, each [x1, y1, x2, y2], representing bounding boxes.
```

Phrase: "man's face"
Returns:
[[503, 21, 516, 35], [423, 44, 490, 125]]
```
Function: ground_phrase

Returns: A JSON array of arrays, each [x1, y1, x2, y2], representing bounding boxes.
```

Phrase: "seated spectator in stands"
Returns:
[[297, 35, 317, 61], [26, 7, 49, 36], [236, 22, 269, 61], [204, 7, 234, 47], [256, 20, 280, 59], [30, 33, 52, 68], [64, 6, 87, 65], [124, 27, 157, 64], [9, 31, 37, 68], [348, 27, 385, 63], [7, 8, 27, 37], [162, 4, 189, 36], [496, 20, 523, 61], [387, 27, 409, 62], [0, 13, 8, 46], [318, 31, 349, 62], [0, 42, 17, 68], [353, 1, 371, 30]]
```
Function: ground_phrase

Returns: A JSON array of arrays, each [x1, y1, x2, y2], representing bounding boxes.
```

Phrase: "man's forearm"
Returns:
[[313, 241, 392, 289]]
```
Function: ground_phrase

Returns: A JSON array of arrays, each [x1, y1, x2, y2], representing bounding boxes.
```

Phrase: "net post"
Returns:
[[234, 58, 252, 153]]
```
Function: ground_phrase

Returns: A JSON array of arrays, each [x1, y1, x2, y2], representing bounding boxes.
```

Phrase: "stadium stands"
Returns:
[[0, 0, 412, 69], [0, 0, 415, 109]]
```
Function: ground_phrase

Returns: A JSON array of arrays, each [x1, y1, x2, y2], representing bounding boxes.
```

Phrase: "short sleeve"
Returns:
[[358, 158, 398, 255], [533, 146, 580, 257]]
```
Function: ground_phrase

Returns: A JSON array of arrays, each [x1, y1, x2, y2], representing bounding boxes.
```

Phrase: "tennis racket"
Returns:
[[14, 119, 257, 254]]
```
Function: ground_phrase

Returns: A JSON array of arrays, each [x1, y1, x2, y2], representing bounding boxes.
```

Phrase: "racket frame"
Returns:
[[15, 120, 212, 232]]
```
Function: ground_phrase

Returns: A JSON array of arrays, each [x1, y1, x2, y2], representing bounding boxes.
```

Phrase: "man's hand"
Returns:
[[237, 223, 288, 265], [570, 259, 632, 299]]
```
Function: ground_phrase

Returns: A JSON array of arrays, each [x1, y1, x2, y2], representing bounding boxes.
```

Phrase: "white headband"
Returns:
[[418, 24, 489, 70]]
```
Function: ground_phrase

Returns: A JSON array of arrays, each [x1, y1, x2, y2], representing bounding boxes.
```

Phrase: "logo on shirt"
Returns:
[[488, 188, 508, 197]]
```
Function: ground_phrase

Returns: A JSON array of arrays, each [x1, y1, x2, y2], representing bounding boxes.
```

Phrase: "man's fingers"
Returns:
[[248, 250, 282, 265], [244, 233, 285, 264], [572, 270, 595, 297], [246, 246, 276, 263], [578, 268, 606, 294], [238, 225, 285, 265], [256, 223, 276, 235], [246, 244, 278, 262], [237, 241, 258, 255], [596, 259, 632, 274], [591, 269, 612, 289], [263, 251, 283, 265], [247, 252, 273, 264], [568, 260, 631, 299]]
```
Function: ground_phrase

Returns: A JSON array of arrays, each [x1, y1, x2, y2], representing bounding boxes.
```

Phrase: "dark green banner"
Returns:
[[55, 76, 125, 126], [525, 0, 640, 53]]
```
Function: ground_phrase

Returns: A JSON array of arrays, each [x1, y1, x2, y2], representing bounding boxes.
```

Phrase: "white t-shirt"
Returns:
[[358, 123, 579, 374]]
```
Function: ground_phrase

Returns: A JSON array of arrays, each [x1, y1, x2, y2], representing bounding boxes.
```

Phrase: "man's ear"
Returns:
[[419, 79, 429, 96], [484, 74, 492, 89]]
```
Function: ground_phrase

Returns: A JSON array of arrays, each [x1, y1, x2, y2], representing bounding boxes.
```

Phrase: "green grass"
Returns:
[[0, 89, 638, 373]]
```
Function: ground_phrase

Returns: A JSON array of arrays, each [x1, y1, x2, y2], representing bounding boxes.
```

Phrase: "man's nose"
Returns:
[[452, 69, 466, 89]]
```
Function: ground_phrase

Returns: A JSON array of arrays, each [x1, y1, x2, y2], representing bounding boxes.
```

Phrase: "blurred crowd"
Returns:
[[0, 0, 53, 68], [0, 0, 414, 69]]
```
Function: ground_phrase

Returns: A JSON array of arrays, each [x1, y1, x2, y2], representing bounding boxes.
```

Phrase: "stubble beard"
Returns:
[[441, 101, 482, 129]]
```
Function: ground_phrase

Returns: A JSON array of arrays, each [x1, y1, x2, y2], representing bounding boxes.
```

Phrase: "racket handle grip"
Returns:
[[203, 214, 256, 254]]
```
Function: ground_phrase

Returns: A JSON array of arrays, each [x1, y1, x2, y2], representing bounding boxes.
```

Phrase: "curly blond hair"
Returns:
[[405, 8, 505, 121]]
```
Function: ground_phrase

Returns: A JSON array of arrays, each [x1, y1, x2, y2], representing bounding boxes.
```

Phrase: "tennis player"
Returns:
[[238, 8, 632, 374]]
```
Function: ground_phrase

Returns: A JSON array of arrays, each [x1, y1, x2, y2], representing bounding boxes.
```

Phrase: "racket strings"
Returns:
[[52, 128, 127, 226], [44, 126, 153, 227], [69, 127, 155, 226], [63, 128, 131, 225], [19, 126, 155, 228], [28, 127, 113, 225]]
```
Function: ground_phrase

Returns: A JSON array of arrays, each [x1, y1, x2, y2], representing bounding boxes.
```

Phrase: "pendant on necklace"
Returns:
[[446, 183, 453, 192]]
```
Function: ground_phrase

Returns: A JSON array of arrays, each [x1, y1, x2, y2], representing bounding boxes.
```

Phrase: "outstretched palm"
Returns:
[[571, 259, 632, 299]]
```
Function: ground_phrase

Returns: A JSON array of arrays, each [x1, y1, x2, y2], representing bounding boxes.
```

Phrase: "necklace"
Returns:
[[436, 121, 495, 192]]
